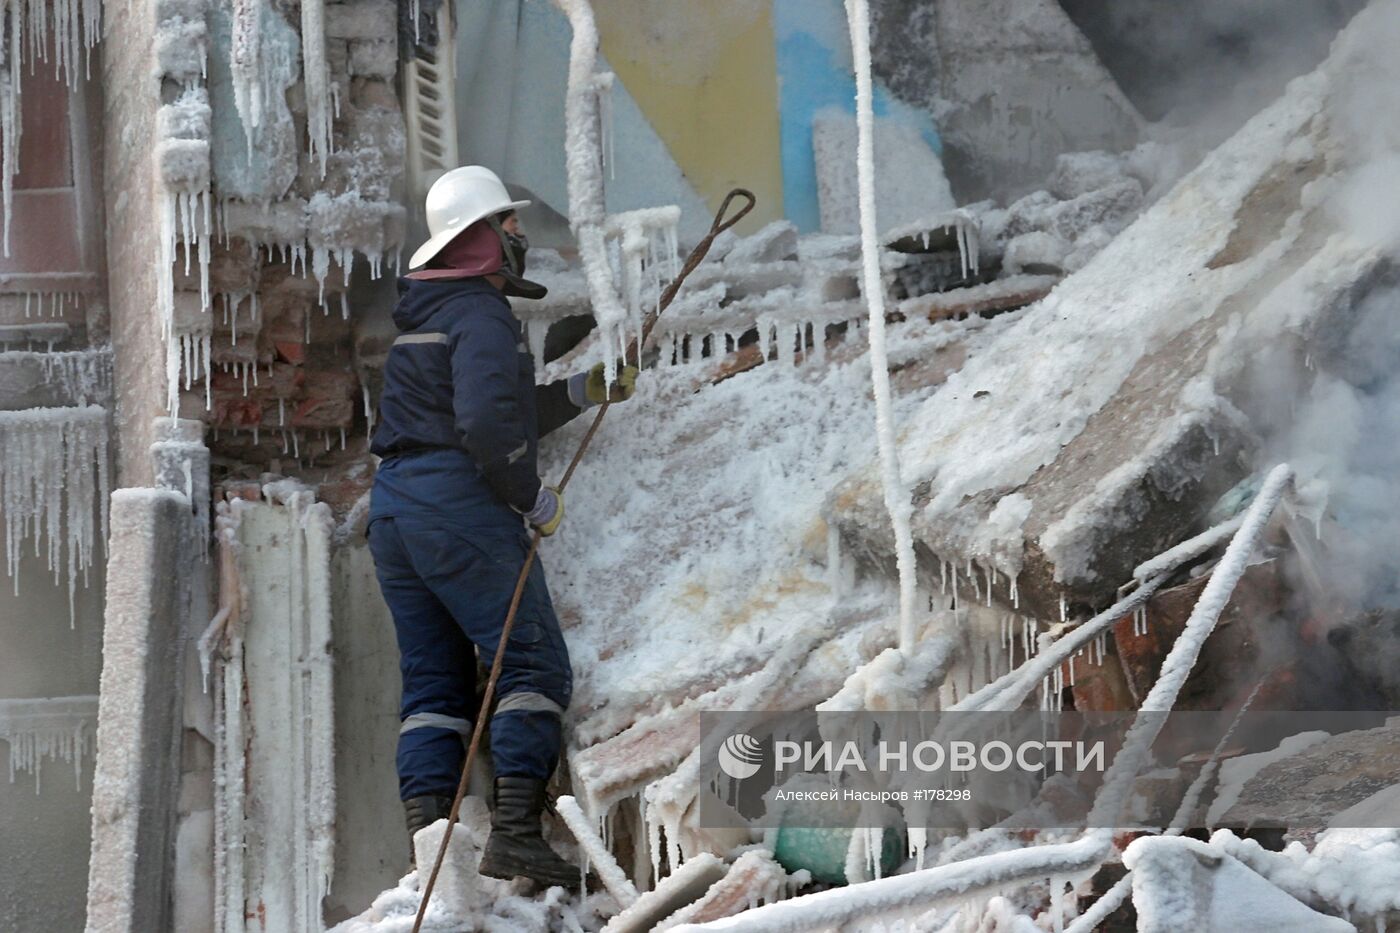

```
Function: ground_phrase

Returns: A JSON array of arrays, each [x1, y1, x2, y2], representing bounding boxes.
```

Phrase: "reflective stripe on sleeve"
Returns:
[[393, 332, 449, 346]]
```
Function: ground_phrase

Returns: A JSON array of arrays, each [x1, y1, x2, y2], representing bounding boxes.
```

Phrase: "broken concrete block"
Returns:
[[1003, 230, 1068, 275], [812, 109, 955, 235], [348, 38, 397, 79], [1049, 150, 1131, 200], [325, 0, 396, 40], [725, 220, 799, 265], [1048, 179, 1145, 242]]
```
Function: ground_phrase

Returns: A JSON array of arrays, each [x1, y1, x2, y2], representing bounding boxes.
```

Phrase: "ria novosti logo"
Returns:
[[716, 733, 764, 780]]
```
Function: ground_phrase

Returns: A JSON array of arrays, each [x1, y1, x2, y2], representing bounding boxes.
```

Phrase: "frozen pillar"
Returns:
[[85, 489, 193, 933]]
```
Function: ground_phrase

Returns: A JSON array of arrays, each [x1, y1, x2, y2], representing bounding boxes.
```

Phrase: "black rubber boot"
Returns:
[[404, 794, 455, 844], [478, 777, 581, 890]]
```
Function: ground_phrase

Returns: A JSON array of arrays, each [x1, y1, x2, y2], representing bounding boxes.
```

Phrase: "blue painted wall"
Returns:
[[772, 0, 942, 231]]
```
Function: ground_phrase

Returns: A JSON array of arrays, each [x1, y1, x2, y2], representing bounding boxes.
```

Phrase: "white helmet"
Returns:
[[408, 165, 531, 270]]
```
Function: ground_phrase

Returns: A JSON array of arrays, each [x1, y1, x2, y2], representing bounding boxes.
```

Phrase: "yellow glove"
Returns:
[[523, 487, 564, 536], [582, 363, 639, 405]]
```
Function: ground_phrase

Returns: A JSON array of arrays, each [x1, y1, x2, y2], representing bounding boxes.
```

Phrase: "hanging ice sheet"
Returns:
[[0, 695, 98, 793], [0, 405, 110, 623]]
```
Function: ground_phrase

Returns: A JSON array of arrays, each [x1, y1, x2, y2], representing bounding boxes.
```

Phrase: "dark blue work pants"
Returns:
[[367, 515, 573, 800]]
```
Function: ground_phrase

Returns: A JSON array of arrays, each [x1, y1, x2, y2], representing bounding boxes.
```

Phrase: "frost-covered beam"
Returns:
[[0, 695, 98, 792], [667, 837, 1109, 932], [86, 489, 191, 933]]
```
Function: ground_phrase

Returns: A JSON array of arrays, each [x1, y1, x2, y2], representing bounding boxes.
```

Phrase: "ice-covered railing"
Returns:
[[0, 695, 97, 793], [667, 835, 1109, 932], [0, 0, 102, 254], [0, 406, 109, 623]]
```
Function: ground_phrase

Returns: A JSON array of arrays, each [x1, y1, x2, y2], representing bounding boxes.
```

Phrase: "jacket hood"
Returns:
[[392, 276, 503, 332]]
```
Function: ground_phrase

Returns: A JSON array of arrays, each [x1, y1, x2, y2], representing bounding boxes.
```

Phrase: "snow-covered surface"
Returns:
[[1125, 836, 1354, 933]]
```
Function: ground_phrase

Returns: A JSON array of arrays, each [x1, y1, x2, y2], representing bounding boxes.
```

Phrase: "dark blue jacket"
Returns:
[[369, 277, 581, 529]]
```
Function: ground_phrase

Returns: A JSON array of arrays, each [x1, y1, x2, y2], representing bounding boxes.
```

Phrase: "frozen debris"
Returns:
[[1124, 836, 1354, 933], [0, 695, 97, 793], [0, 406, 109, 622], [556, 794, 639, 909], [0, 0, 102, 254], [332, 797, 603, 932], [603, 853, 726, 933], [896, 275, 1059, 324], [846, 0, 920, 652], [656, 850, 793, 929], [666, 836, 1108, 932]]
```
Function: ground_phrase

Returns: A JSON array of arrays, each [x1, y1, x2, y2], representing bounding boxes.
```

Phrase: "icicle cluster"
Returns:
[[0, 0, 102, 253], [0, 406, 109, 622], [0, 696, 98, 794], [156, 88, 214, 412], [601, 206, 681, 361]]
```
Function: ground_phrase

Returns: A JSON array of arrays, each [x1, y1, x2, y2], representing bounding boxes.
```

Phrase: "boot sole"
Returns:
[[479, 852, 582, 891]]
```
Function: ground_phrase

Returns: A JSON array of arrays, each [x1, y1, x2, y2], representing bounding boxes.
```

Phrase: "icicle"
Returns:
[[300, 0, 331, 175]]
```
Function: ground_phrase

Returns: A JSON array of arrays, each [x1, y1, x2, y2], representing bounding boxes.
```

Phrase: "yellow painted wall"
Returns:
[[593, 0, 784, 232]]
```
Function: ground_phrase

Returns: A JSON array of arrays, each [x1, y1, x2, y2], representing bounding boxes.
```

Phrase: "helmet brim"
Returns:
[[407, 198, 533, 269]]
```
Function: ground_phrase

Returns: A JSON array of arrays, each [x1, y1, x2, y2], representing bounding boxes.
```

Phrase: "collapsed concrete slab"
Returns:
[[831, 18, 1400, 620]]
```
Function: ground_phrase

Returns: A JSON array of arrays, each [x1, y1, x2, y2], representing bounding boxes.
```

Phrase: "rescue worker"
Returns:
[[367, 165, 638, 888]]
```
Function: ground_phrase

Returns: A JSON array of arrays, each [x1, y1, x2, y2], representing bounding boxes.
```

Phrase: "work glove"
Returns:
[[523, 486, 564, 537], [568, 363, 639, 408]]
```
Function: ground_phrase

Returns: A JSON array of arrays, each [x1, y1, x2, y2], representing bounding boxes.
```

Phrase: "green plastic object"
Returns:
[[770, 800, 904, 884]]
